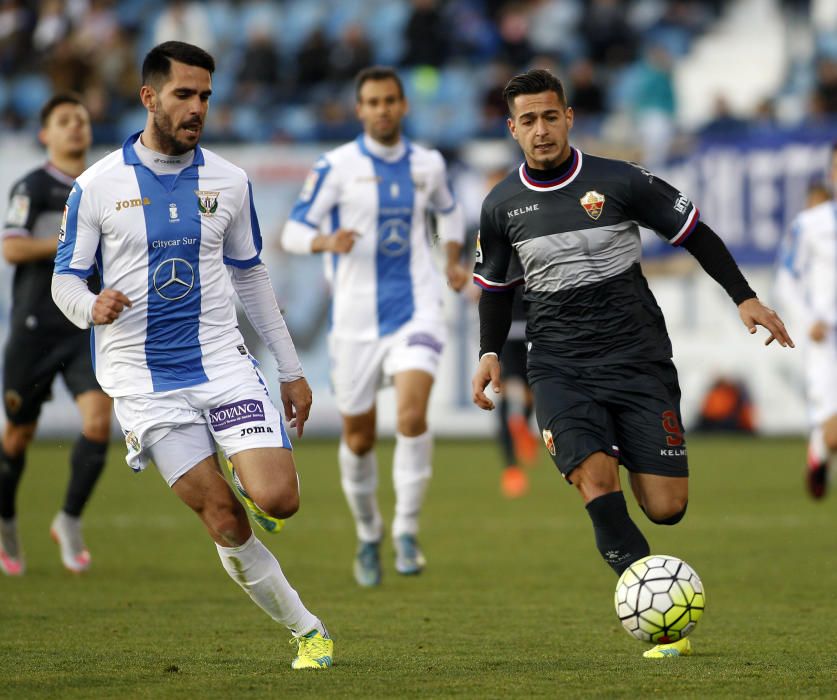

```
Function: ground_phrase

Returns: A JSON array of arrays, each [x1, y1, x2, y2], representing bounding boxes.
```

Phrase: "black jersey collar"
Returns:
[[518, 147, 582, 192]]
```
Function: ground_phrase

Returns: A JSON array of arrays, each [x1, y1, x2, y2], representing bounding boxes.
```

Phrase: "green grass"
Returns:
[[1, 436, 836, 698]]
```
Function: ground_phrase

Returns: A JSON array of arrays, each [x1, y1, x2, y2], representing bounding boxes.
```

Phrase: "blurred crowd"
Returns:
[[0, 0, 836, 158]]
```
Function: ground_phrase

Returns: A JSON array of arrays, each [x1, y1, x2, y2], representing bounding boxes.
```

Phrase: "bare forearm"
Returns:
[[3, 236, 58, 264]]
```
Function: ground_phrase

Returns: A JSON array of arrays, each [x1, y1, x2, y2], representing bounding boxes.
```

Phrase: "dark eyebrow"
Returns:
[[518, 109, 561, 120]]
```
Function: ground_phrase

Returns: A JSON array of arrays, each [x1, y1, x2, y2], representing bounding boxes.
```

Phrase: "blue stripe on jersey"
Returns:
[[779, 221, 801, 275], [327, 205, 341, 333], [289, 158, 330, 227], [133, 165, 208, 392], [360, 139, 415, 335], [54, 183, 94, 277], [224, 181, 262, 269]]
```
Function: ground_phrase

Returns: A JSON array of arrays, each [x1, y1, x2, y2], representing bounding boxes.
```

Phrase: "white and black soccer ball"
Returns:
[[614, 554, 705, 644]]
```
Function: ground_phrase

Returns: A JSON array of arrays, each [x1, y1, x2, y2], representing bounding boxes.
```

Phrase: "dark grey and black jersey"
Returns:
[[473, 148, 699, 365], [3, 164, 93, 334]]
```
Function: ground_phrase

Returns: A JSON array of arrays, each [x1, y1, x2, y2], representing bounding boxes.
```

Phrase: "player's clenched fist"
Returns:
[[472, 352, 502, 411], [92, 288, 132, 325]]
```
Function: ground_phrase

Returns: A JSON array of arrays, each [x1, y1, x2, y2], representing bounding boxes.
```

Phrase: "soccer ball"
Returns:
[[614, 554, 705, 644]]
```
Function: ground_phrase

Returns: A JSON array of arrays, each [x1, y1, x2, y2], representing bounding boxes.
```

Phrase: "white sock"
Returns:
[[392, 431, 433, 538], [216, 533, 322, 636], [808, 426, 828, 466], [338, 440, 383, 543]]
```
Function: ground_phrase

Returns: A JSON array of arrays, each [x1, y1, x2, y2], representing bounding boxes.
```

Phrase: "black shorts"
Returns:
[[500, 339, 528, 382], [3, 327, 100, 424], [528, 355, 688, 481]]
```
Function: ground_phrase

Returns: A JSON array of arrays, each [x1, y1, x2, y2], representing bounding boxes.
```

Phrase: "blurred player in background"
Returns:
[[495, 282, 537, 499], [51, 41, 332, 670], [775, 152, 837, 499], [0, 94, 111, 576], [471, 69, 794, 658], [282, 66, 467, 587]]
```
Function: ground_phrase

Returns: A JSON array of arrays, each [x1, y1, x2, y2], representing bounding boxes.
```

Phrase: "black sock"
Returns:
[[64, 435, 108, 517], [0, 445, 25, 520], [497, 399, 516, 467], [586, 491, 650, 575]]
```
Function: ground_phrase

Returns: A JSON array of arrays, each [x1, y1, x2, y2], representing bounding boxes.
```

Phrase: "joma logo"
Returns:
[[115, 197, 151, 211]]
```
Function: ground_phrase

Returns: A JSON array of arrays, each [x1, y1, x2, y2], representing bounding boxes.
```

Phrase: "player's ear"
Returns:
[[37, 126, 48, 147], [565, 105, 574, 130], [507, 117, 518, 141], [140, 85, 157, 112]]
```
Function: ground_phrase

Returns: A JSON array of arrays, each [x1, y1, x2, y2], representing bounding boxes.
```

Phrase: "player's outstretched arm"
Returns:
[[311, 228, 357, 254], [92, 289, 133, 325], [738, 298, 795, 348], [280, 377, 312, 437], [472, 353, 502, 411]]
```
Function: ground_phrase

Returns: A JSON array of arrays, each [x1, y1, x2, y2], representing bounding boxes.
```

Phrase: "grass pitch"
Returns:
[[1, 435, 835, 698]]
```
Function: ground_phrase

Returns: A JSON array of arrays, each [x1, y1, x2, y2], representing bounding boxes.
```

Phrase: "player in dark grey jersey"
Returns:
[[470, 69, 794, 658], [0, 95, 111, 576]]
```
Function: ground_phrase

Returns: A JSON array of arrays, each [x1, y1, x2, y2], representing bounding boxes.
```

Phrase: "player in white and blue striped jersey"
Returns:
[[776, 157, 837, 500], [51, 41, 332, 670], [281, 66, 467, 587]]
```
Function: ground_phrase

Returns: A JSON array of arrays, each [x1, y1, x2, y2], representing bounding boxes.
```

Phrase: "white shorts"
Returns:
[[329, 318, 445, 416], [805, 336, 837, 425], [113, 353, 291, 487]]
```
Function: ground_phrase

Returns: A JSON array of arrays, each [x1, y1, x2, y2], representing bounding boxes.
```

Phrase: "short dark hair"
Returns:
[[355, 66, 404, 101], [502, 69, 566, 114], [40, 93, 85, 126], [142, 41, 215, 89]]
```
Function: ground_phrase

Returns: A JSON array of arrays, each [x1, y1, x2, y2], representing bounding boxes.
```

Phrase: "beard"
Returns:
[[150, 109, 200, 155]]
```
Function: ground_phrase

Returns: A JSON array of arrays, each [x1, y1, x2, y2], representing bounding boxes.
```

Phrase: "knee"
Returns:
[[82, 414, 111, 443], [345, 430, 375, 456], [645, 499, 688, 526], [396, 406, 427, 437], [247, 485, 300, 520], [3, 424, 35, 456]]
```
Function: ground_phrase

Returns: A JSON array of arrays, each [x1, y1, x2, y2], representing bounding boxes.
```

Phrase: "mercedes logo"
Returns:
[[378, 218, 410, 257], [153, 257, 195, 300]]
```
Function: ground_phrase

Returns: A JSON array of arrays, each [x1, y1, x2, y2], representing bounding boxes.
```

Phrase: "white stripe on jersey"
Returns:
[[54, 132, 263, 396], [282, 135, 462, 341], [783, 201, 837, 326]]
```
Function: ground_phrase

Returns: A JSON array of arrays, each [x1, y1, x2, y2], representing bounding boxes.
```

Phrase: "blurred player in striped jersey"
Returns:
[[776, 153, 837, 499], [282, 66, 467, 587]]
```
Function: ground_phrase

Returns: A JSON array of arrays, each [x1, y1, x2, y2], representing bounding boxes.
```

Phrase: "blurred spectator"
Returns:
[[236, 27, 282, 106], [495, 3, 534, 69], [0, 0, 35, 76], [582, 0, 637, 68], [152, 0, 216, 56], [96, 24, 140, 113], [812, 57, 837, 116], [698, 94, 747, 139], [401, 0, 447, 67], [527, 0, 583, 63], [32, 0, 71, 58], [295, 28, 331, 96], [329, 23, 373, 84], [72, 0, 118, 60], [480, 60, 516, 136], [567, 58, 605, 117], [630, 44, 676, 165]]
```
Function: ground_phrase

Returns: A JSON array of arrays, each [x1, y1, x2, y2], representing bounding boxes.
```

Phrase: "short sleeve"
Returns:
[[223, 180, 262, 269], [288, 156, 341, 230], [625, 163, 699, 246], [3, 179, 36, 237], [54, 182, 98, 278], [472, 203, 524, 292]]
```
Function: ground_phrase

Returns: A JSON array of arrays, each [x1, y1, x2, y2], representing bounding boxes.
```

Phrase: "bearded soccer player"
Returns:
[[51, 41, 332, 670], [471, 69, 794, 658], [0, 94, 111, 576], [281, 66, 467, 587]]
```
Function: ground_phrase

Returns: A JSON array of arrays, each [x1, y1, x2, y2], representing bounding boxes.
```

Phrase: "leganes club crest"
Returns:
[[195, 190, 220, 216], [580, 190, 605, 220]]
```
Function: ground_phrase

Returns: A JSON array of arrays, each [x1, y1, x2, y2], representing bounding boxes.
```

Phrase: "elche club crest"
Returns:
[[195, 190, 220, 216], [580, 190, 605, 220], [542, 428, 556, 456]]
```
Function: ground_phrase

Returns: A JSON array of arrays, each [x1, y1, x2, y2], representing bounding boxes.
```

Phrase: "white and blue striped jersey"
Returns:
[[778, 200, 837, 327], [54, 133, 263, 397], [281, 134, 464, 341]]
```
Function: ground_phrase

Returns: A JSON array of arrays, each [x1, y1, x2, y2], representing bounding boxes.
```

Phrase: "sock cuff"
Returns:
[[216, 532, 258, 556], [395, 430, 431, 446], [585, 491, 630, 525], [75, 434, 109, 451]]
